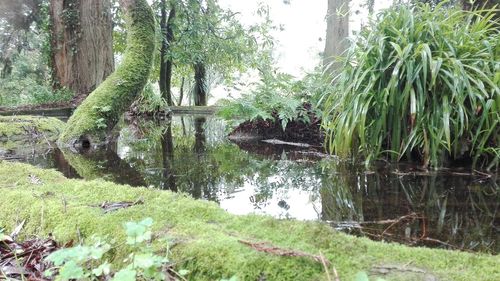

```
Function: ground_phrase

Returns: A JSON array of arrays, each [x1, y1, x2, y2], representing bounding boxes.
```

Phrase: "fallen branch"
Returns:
[[93, 198, 144, 213], [261, 139, 312, 148], [238, 240, 330, 266]]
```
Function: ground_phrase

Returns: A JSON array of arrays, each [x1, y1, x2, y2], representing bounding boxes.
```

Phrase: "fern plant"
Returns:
[[218, 69, 321, 130]]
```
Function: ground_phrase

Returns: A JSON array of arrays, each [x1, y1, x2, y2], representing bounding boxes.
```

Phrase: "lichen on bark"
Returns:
[[58, 0, 155, 147]]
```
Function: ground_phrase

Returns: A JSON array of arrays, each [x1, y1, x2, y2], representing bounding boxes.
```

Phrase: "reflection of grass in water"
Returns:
[[319, 161, 499, 252], [114, 118, 499, 252]]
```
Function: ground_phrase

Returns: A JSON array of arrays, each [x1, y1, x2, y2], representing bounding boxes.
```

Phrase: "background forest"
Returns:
[[0, 0, 498, 168]]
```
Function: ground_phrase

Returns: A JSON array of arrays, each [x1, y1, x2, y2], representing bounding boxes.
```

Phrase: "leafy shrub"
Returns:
[[135, 82, 167, 113], [217, 69, 326, 129], [0, 77, 73, 107], [0, 50, 73, 107], [321, 3, 499, 168]]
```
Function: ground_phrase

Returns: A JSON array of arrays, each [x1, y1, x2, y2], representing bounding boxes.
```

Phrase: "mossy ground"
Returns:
[[0, 161, 498, 281], [0, 115, 66, 142]]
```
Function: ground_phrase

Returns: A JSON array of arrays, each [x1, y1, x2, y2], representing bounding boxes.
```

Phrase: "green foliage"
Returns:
[[0, 77, 72, 106], [218, 68, 328, 130], [92, 105, 113, 129], [45, 218, 169, 281], [136, 82, 167, 112], [0, 47, 72, 107], [321, 3, 499, 168], [166, 0, 262, 81]]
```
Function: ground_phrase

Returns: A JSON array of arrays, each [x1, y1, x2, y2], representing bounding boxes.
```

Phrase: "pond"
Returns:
[[1, 114, 498, 254]]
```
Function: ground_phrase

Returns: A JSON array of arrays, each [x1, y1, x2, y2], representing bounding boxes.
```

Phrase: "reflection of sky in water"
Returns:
[[219, 175, 322, 220]]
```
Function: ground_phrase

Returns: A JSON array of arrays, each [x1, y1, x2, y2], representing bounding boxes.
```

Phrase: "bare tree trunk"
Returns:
[[323, 0, 350, 74], [159, 0, 176, 106], [1, 57, 12, 78], [193, 63, 207, 106], [50, 0, 114, 103], [178, 76, 185, 106], [461, 0, 495, 10]]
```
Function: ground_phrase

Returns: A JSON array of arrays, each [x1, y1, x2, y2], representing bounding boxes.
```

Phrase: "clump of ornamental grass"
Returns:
[[321, 3, 499, 169]]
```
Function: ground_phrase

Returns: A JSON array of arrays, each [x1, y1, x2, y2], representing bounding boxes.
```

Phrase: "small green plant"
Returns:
[[44, 218, 176, 281], [217, 69, 321, 130], [92, 105, 113, 129], [135, 83, 166, 113]]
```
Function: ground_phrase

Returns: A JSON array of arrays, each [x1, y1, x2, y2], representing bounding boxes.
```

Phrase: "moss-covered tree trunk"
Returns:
[[58, 0, 155, 147]]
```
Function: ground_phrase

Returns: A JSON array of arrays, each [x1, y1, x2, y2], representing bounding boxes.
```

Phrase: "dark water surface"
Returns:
[[1, 115, 498, 253]]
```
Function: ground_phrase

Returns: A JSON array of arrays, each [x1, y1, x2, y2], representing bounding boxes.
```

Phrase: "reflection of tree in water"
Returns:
[[119, 117, 321, 207], [119, 117, 250, 201], [245, 159, 320, 212], [319, 161, 499, 253], [109, 117, 499, 252], [161, 122, 176, 191], [61, 147, 146, 187]]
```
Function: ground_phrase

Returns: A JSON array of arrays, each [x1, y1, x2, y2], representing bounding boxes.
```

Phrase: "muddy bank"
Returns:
[[228, 106, 324, 145]]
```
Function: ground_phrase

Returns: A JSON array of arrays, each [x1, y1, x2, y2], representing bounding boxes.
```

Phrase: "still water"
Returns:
[[1, 115, 498, 253]]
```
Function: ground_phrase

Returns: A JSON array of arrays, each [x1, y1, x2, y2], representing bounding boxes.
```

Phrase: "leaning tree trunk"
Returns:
[[50, 0, 114, 102], [58, 0, 155, 147], [323, 0, 350, 74], [193, 63, 207, 106]]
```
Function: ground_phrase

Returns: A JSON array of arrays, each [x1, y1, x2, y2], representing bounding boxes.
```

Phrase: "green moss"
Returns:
[[0, 115, 66, 142], [58, 0, 156, 145], [0, 162, 498, 281]]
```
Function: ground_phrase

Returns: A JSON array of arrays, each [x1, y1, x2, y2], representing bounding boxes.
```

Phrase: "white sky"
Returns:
[[146, 0, 394, 102], [219, 0, 393, 77]]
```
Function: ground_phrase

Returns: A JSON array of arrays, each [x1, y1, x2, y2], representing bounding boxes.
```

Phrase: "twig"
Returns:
[[381, 213, 423, 237], [333, 267, 340, 281], [319, 251, 332, 281], [10, 220, 25, 240], [238, 240, 330, 266]]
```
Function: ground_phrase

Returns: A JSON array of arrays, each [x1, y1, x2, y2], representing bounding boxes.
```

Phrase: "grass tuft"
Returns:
[[321, 3, 499, 169]]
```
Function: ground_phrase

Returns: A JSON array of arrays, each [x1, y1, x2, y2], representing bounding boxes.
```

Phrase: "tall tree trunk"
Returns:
[[462, 0, 495, 10], [178, 76, 185, 106], [1, 57, 12, 78], [193, 63, 207, 106], [50, 0, 114, 103], [58, 0, 155, 147], [323, 0, 350, 74], [159, 0, 176, 106]]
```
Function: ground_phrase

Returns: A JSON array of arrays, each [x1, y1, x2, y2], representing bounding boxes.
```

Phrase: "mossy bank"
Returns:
[[0, 161, 498, 281], [0, 115, 66, 142]]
